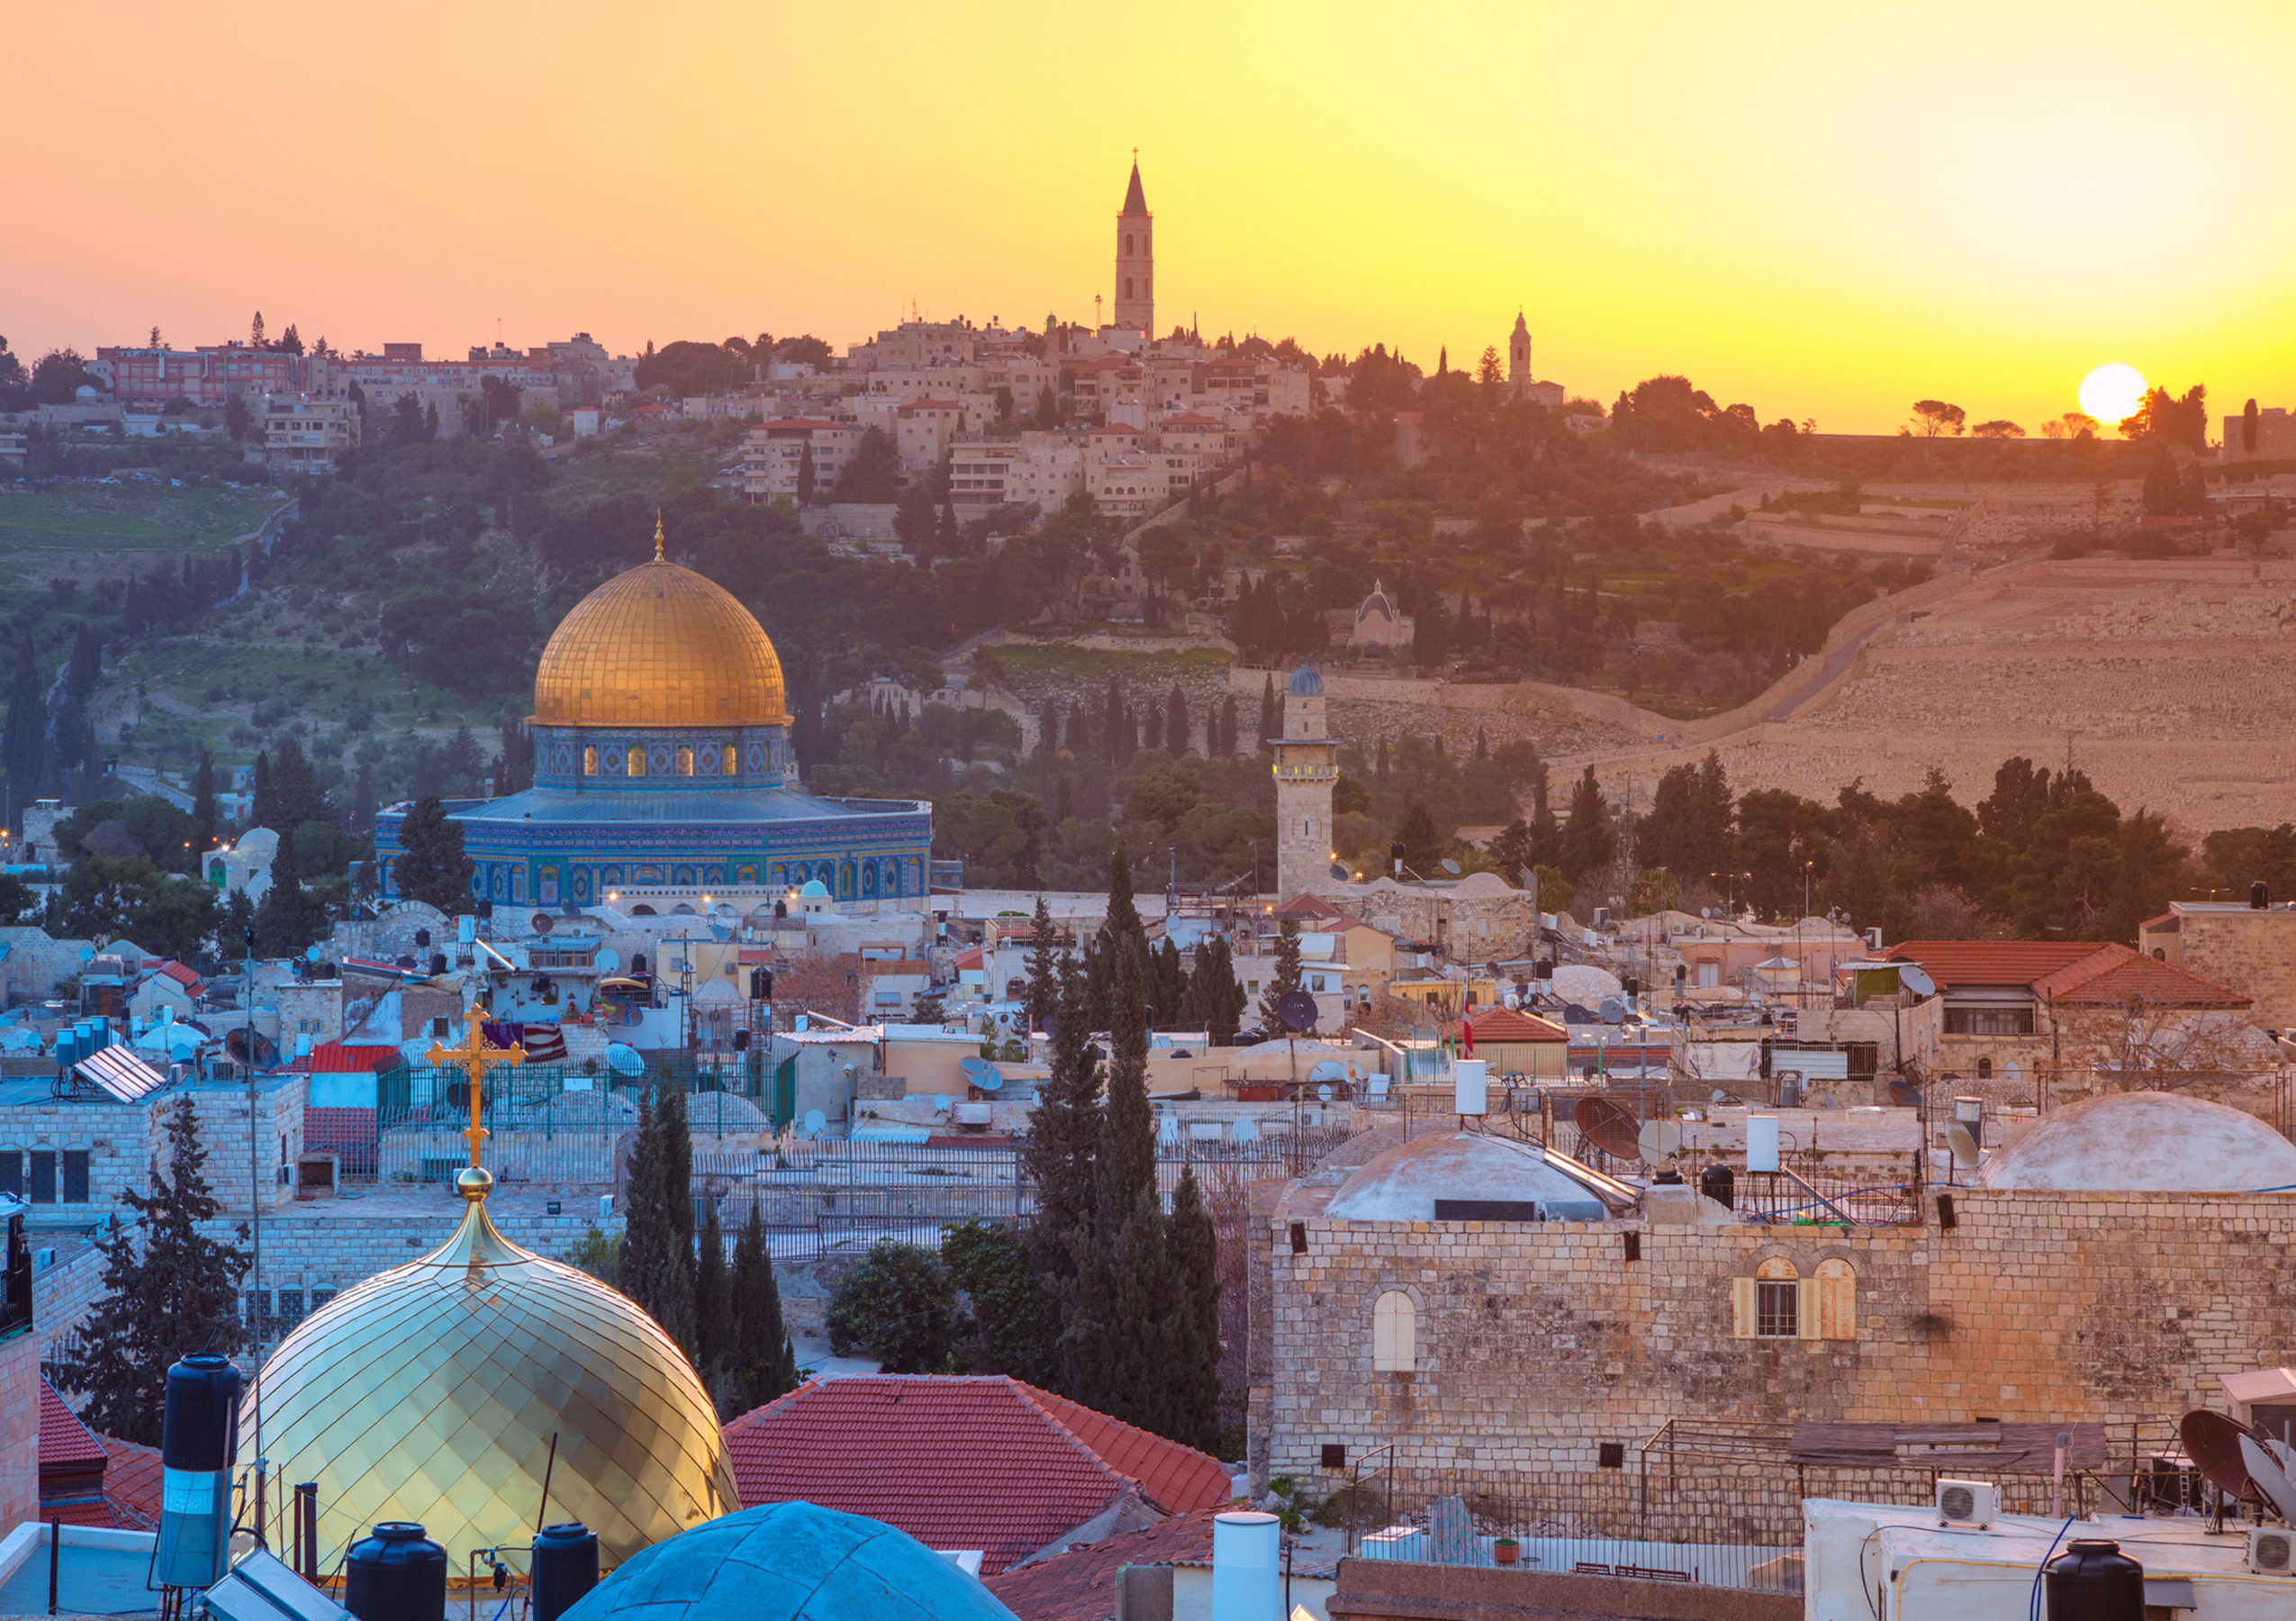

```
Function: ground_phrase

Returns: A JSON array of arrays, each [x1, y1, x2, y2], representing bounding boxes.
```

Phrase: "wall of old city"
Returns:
[[2169, 909, 2296, 1030], [1261, 1186, 2296, 1491]]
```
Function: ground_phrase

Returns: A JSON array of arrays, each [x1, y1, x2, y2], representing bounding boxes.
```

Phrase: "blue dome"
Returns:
[[800, 879, 831, 898], [558, 1502, 1019, 1621], [1286, 666, 1324, 697]]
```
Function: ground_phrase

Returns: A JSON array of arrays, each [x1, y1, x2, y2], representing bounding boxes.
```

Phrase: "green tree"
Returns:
[[1019, 954, 1098, 1300], [1180, 934, 1245, 1041], [942, 1218, 1060, 1386], [2244, 397, 2260, 455], [1910, 400, 1966, 438], [1559, 765, 1618, 882], [621, 1089, 698, 1359], [826, 1239, 965, 1373], [393, 795, 475, 912], [1393, 794, 1444, 874], [1256, 675, 1278, 755], [829, 427, 899, 503], [693, 1201, 734, 1396], [726, 1198, 799, 1413], [1163, 1165, 1223, 1453], [224, 394, 253, 443], [191, 750, 215, 854], [1023, 894, 1063, 1036], [1257, 919, 1306, 1031], [254, 830, 325, 956], [53, 1098, 249, 1444], [797, 441, 816, 504]]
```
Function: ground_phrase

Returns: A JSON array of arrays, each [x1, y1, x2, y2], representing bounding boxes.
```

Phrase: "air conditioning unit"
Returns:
[[1935, 1479, 1997, 1527], [2249, 1526, 2296, 1575]]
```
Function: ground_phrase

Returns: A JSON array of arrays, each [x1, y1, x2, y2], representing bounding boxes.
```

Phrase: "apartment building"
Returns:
[[264, 396, 362, 473], [742, 419, 862, 502], [95, 343, 310, 409]]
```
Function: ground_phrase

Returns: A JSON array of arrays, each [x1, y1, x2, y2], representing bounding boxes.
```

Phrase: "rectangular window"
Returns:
[[245, 1290, 272, 1330], [312, 1289, 338, 1312], [62, 1151, 88, 1203], [29, 1153, 55, 1205], [1944, 1006, 2034, 1036], [277, 1290, 306, 1329], [1756, 1280, 1798, 1338], [0, 1154, 19, 1197]]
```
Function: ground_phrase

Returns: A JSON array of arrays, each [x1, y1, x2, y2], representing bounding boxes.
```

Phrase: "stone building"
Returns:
[[2140, 900, 2296, 1029], [1113, 160, 1154, 337], [1270, 666, 1338, 901], [1252, 1091, 2296, 1506]]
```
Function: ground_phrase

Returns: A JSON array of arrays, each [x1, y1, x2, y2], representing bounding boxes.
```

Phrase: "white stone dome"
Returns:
[[1978, 1091, 2296, 1192], [1327, 1130, 1610, 1222]]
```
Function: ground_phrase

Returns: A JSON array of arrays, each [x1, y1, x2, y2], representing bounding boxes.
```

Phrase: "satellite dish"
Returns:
[[78, 946, 93, 962], [2181, 1410, 2264, 1505], [1503, 992, 1521, 1010], [1885, 1078, 1923, 1109], [959, 1055, 993, 1086], [1945, 1122, 1982, 1170], [1330, 862, 1351, 882], [800, 1108, 827, 1137], [1307, 1059, 1347, 1084], [1598, 997, 1626, 1024], [1572, 1096, 1643, 1161], [305, 945, 323, 963], [1316, 1083, 1333, 1101], [1442, 858, 1461, 876], [603, 1043, 646, 1076], [1897, 964, 1935, 997], [597, 947, 620, 973], [2240, 1435, 2296, 1524], [929, 1093, 952, 1114], [1275, 990, 1319, 1032], [532, 912, 555, 936], [1636, 1119, 1682, 1164], [1233, 1115, 1259, 1145]]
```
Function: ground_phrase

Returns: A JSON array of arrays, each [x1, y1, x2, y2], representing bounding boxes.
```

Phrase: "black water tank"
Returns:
[[345, 1523, 447, 1621], [2045, 1538, 2143, 1621], [159, 1354, 240, 1472], [531, 1522, 600, 1621], [2254, 882, 2271, 910], [1700, 1164, 1735, 1210]]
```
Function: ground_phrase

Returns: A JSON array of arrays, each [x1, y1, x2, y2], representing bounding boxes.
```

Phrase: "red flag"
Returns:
[[1461, 1018, 1475, 1057]]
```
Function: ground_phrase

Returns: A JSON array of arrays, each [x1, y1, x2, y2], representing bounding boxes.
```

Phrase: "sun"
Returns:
[[2078, 363, 2147, 428]]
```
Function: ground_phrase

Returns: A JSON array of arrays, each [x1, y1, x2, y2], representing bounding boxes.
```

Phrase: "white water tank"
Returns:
[[1211, 1511, 1280, 1621], [1747, 1114, 1781, 1173], [1454, 1059, 1487, 1117]]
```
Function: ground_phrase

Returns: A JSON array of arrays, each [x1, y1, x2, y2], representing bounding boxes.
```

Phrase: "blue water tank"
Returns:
[[346, 1523, 447, 1621], [532, 1523, 600, 1621]]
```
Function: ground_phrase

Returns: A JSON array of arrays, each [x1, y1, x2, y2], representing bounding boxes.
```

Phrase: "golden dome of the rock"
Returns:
[[245, 1172, 737, 1569], [531, 523, 786, 727]]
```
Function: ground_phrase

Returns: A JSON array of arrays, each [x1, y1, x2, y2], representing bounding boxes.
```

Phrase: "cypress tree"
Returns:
[[1164, 1164, 1224, 1453], [1256, 675, 1277, 753], [1166, 685, 1189, 756], [1104, 845, 1143, 955], [251, 750, 274, 829], [1218, 694, 1238, 759], [394, 795, 475, 912], [1258, 919, 1306, 1031], [2, 640, 42, 796], [191, 750, 215, 853], [728, 1197, 799, 1413], [1149, 937, 1188, 1029], [621, 1088, 698, 1359], [1143, 703, 1163, 754], [1020, 954, 1098, 1299], [53, 1098, 249, 1444], [254, 828, 323, 956], [1024, 894, 1062, 1037], [693, 1200, 733, 1393]]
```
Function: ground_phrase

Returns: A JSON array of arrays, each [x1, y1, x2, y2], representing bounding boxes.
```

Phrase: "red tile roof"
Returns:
[[98, 1436, 163, 1527], [39, 1380, 105, 1470], [302, 1040, 399, 1074], [2030, 943, 2250, 1009], [1463, 1007, 1568, 1043], [719, 1376, 1231, 1575], [1270, 894, 1341, 919], [983, 1508, 1219, 1621], [1887, 939, 2249, 1008]]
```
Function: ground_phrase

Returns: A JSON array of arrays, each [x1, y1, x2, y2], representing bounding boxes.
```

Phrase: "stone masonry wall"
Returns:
[[1264, 1189, 2296, 1491], [0, 1332, 37, 1530], [2174, 910, 2296, 1030]]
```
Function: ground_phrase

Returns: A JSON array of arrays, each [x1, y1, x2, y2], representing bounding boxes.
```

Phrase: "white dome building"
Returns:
[[1327, 1131, 1615, 1223], [1978, 1091, 2296, 1193]]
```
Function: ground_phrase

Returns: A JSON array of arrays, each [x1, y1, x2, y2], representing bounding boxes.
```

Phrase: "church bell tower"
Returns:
[[1508, 311, 1532, 385], [1114, 158, 1153, 334]]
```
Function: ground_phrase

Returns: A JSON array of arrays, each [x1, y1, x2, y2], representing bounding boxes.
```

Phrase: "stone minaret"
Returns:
[[1270, 666, 1335, 899], [1508, 311, 1532, 385], [1114, 160, 1154, 334]]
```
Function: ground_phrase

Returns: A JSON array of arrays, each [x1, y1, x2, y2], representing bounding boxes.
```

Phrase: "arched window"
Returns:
[[583, 747, 598, 776], [723, 744, 739, 775], [1976, 1057, 1993, 1079], [1124, 277, 1134, 298], [628, 747, 646, 777], [676, 747, 694, 776], [1736, 1257, 1802, 1339], [1372, 1290, 1416, 1372], [1814, 1258, 1857, 1341], [1125, 233, 1134, 255]]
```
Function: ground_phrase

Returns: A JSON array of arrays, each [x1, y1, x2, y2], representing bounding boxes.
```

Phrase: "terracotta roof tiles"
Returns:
[[1887, 939, 2249, 1007], [1463, 1007, 1568, 1043], [719, 1376, 1229, 1576], [983, 1508, 1218, 1621]]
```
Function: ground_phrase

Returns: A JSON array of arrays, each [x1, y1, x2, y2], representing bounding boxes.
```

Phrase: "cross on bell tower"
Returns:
[[1114, 156, 1153, 336]]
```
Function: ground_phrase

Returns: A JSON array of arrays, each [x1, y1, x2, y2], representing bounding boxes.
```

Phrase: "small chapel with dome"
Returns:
[[375, 521, 931, 910]]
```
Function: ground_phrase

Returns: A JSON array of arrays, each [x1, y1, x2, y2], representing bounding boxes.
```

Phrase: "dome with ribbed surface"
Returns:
[[1286, 666, 1324, 697], [247, 1174, 737, 1568], [533, 552, 786, 727]]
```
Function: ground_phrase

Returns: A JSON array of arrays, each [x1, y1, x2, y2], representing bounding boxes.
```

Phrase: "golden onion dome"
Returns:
[[531, 521, 786, 727], [246, 1171, 737, 1569]]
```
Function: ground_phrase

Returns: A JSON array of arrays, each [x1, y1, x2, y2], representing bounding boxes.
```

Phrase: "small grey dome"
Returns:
[[1286, 666, 1324, 697]]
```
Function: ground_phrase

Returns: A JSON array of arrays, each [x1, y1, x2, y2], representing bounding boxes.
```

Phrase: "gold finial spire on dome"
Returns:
[[654, 509, 665, 561]]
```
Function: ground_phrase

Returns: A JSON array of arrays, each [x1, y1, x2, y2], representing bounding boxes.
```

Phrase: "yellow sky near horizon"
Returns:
[[8, 1, 2295, 436]]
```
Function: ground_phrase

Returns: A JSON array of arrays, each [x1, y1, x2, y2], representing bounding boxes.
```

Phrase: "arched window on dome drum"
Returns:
[[628, 747, 646, 777], [676, 747, 694, 776], [723, 744, 738, 775], [583, 747, 598, 776], [1372, 1290, 1416, 1372]]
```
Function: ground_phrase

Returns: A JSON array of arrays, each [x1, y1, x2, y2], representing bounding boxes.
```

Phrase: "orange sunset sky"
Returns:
[[9, 1, 2295, 436]]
